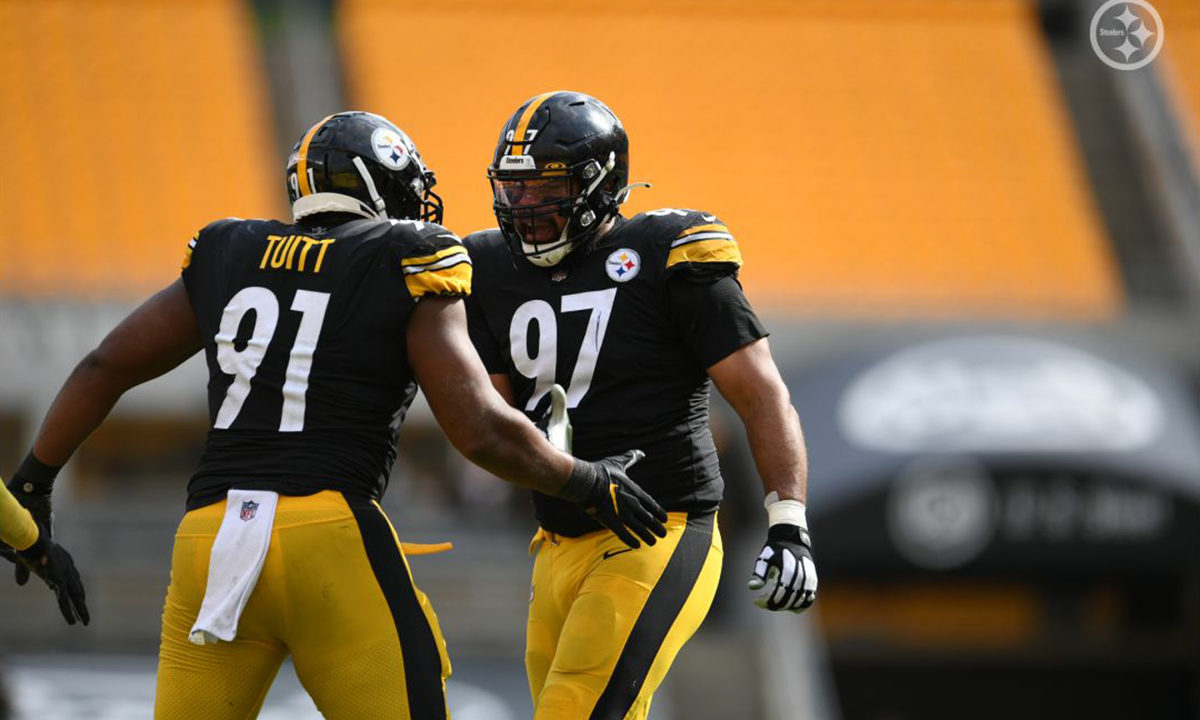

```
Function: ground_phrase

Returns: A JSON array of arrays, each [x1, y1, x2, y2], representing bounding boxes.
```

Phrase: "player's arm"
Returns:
[[0, 481, 38, 551], [664, 212, 817, 612], [708, 338, 807, 503], [26, 278, 203, 466], [6, 278, 202, 590], [407, 297, 667, 548], [710, 339, 817, 613]]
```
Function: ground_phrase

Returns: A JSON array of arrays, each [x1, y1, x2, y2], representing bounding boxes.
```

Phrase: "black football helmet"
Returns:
[[488, 91, 630, 267], [286, 111, 442, 223]]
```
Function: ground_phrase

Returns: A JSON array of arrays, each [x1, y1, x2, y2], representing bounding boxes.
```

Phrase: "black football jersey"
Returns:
[[465, 209, 767, 536], [181, 215, 470, 510]]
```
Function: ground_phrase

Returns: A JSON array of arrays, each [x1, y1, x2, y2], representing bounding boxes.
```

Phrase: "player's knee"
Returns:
[[534, 677, 597, 720]]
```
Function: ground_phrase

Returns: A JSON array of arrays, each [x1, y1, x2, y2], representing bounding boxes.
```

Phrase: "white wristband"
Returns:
[[764, 491, 808, 530]]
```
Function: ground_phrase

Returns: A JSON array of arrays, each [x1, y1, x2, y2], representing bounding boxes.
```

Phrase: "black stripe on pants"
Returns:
[[348, 497, 447, 720], [590, 511, 715, 720]]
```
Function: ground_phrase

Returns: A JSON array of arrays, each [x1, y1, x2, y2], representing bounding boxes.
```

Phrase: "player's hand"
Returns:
[[9, 524, 90, 626], [7, 461, 57, 587], [748, 493, 818, 612], [560, 451, 668, 549]]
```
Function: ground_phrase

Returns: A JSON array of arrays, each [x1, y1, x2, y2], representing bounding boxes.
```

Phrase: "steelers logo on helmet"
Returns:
[[606, 248, 641, 282], [372, 127, 411, 170]]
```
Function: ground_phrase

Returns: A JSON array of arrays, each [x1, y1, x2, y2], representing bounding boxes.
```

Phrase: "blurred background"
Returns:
[[1, 0, 1198, 718]]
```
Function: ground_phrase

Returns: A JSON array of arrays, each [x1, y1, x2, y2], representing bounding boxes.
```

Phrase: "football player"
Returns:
[[464, 91, 818, 719], [0, 473, 88, 625], [5, 110, 666, 720]]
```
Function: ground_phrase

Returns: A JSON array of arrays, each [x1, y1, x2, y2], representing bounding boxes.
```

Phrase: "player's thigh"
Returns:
[[537, 512, 720, 720], [285, 494, 451, 720], [155, 510, 287, 720], [526, 537, 569, 705]]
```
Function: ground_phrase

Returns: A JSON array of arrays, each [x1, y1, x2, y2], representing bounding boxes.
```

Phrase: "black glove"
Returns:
[[7, 524, 90, 626], [559, 451, 668, 549], [749, 523, 818, 612], [7, 453, 60, 587]]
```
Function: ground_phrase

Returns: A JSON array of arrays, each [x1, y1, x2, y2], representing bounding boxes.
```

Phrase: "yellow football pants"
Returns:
[[154, 490, 451, 720], [526, 511, 723, 720]]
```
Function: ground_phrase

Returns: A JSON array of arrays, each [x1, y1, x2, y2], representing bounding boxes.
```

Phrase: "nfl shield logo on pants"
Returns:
[[240, 500, 259, 521]]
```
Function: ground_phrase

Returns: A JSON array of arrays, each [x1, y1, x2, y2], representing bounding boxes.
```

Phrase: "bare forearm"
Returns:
[[31, 353, 130, 466], [408, 297, 574, 495], [30, 279, 202, 467], [742, 394, 808, 502], [460, 401, 575, 495], [709, 339, 809, 502]]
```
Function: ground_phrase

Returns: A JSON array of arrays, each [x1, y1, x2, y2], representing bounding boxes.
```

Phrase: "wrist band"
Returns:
[[558, 458, 596, 503], [764, 491, 808, 530], [14, 452, 61, 494]]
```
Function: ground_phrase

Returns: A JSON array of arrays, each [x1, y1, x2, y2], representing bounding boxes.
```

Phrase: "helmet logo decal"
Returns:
[[605, 248, 641, 282], [372, 127, 411, 170], [499, 155, 536, 170]]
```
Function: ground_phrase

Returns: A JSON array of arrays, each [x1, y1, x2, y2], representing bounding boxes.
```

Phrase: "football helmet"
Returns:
[[286, 111, 442, 223], [488, 91, 630, 267]]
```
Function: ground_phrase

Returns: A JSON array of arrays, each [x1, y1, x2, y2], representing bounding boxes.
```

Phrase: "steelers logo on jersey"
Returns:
[[605, 248, 641, 282], [371, 127, 412, 170]]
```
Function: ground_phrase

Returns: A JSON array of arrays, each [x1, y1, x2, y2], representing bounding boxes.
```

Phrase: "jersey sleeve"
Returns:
[[663, 212, 743, 281], [665, 216, 767, 368], [398, 227, 472, 300], [181, 218, 238, 297]]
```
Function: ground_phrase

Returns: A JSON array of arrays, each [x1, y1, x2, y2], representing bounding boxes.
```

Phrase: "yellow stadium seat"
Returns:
[[0, 0, 282, 298], [1157, 0, 1199, 161], [339, 0, 1121, 320]]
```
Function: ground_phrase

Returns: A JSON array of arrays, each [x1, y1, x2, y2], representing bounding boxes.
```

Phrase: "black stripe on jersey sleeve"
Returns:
[[589, 512, 714, 720], [348, 497, 448, 720]]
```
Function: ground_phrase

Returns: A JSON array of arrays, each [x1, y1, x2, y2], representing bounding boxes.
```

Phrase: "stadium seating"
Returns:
[[338, 0, 1122, 319], [1158, 0, 1199, 160], [0, 0, 281, 298]]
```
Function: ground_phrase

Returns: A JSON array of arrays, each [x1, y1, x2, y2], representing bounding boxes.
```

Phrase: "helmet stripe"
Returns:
[[509, 91, 560, 156], [296, 114, 336, 196]]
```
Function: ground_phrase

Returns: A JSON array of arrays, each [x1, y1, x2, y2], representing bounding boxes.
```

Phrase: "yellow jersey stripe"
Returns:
[[400, 244, 468, 268], [666, 238, 743, 268], [404, 260, 472, 298], [510, 91, 560, 156], [677, 223, 729, 238], [297, 114, 336, 196], [181, 233, 198, 270]]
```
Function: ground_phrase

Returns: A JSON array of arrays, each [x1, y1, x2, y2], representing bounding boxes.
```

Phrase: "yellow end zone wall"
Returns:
[[339, 0, 1121, 320]]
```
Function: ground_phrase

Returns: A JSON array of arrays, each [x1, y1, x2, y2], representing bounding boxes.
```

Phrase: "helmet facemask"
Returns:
[[489, 151, 619, 268]]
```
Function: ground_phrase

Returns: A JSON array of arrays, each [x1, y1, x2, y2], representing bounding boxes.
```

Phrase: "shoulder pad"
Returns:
[[183, 217, 242, 271], [650, 209, 742, 278], [392, 221, 472, 299]]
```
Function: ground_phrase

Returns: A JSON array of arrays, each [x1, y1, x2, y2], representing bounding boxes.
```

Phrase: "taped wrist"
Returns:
[[14, 453, 61, 496], [559, 459, 600, 503], [763, 491, 808, 530]]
